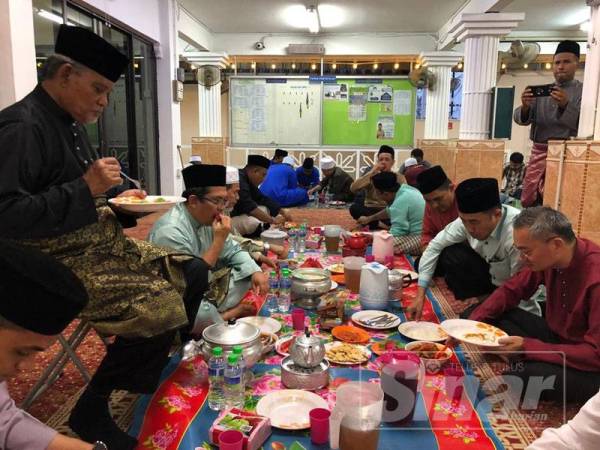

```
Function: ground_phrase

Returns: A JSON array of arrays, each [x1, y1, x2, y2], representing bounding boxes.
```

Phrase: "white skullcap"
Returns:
[[189, 155, 202, 163], [404, 157, 418, 168], [226, 166, 239, 184], [282, 156, 295, 166], [320, 156, 336, 170]]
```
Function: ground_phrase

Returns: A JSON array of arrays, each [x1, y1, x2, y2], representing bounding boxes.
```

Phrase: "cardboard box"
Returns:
[[207, 408, 271, 450]]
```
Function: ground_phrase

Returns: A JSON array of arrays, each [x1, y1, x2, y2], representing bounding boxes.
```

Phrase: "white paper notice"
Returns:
[[393, 90, 412, 116]]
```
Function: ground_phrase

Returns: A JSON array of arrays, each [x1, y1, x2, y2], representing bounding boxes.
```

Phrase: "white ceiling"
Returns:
[[180, 0, 589, 35], [180, 0, 469, 33]]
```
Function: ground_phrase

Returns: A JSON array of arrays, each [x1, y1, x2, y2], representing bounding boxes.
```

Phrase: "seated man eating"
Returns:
[[363, 172, 425, 255], [307, 157, 354, 203], [408, 178, 541, 320], [149, 164, 268, 332], [230, 155, 292, 237], [469, 206, 600, 403]]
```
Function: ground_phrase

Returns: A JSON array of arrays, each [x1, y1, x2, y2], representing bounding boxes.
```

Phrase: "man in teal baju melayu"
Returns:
[[149, 164, 268, 333]]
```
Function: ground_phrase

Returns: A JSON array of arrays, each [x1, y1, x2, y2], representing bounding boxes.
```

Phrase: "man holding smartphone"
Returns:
[[513, 40, 582, 207]]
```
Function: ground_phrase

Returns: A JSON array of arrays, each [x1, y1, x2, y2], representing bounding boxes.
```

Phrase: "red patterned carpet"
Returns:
[[7, 206, 355, 424], [8, 205, 581, 442]]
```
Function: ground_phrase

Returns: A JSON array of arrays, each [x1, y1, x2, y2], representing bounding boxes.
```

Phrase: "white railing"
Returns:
[[226, 147, 411, 179]]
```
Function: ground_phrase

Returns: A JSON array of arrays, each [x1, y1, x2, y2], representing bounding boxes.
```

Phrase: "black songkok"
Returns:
[[0, 240, 88, 335], [372, 172, 400, 192], [417, 166, 449, 195], [247, 155, 271, 169], [555, 40, 580, 59], [455, 178, 500, 214], [183, 164, 226, 190], [55, 25, 129, 82]]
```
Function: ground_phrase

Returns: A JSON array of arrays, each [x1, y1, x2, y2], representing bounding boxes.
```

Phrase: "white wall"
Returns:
[[211, 32, 437, 55], [176, 4, 213, 52], [81, 0, 161, 42], [0, 0, 37, 109]]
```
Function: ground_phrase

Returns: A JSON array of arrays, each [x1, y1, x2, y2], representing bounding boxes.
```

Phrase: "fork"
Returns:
[[120, 171, 142, 190]]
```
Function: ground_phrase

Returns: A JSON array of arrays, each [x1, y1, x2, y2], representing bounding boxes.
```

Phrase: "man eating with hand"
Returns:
[[149, 164, 268, 331]]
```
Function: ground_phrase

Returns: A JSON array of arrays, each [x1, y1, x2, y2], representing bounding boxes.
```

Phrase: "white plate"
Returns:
[[398, 321, 448, 342], [108, 195, 185, 213], [324, 341, 372, 365], [441, 319, 508, 347], [398, 269, 419, 281], [238, 316, 282, 334], [351, 310, 400, 330], [275, 335, 296, 356], [326, 264, 344, 274], [329, 281, 339, 291], [256, 390, 328, 430]]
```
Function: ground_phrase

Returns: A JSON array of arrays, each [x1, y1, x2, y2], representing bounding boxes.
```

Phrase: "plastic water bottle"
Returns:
[[266, 271, 279, 314], [297, 225, 307, 254], [207, 347, 225, 411], [232, 345, 248, 387], [278, 269, 292, 313], [224, 354, 244, 409]]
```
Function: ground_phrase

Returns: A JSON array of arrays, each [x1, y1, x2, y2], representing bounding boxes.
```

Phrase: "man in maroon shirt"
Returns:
[[469, 206, 600, 403]]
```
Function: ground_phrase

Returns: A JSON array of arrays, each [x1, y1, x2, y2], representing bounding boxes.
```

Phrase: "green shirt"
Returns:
[[386, 184, 425, 237], [148, 203, 260, 283]]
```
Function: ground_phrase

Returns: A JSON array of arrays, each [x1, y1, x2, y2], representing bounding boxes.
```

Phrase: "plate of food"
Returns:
[[260, 332, 278, 355], [398, 269, 419, 281], [398, 321, 449, 343], [275, 335, 297, 356], [326, 263, 345, 274], [441, 319, 508, 347], [352, 310, 400, 330], [325, 341, 371, 365], [405, 341, 453, 374], [238, 316, 282, 334], [108, 195, 185, 213], [256, 390, 328, 430], [332, 325, 371, 344]]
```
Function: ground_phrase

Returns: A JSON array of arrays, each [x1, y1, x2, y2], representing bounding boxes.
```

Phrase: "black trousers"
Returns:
[[88, 257, 210, 394], [349, 195, 390, 230], [489, 308, 600, 404]]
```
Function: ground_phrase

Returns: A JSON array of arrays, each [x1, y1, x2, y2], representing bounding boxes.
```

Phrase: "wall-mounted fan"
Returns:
[[499, 40, 541, 69], [197, 65, 222, 89], [409, 66, 436, 90]]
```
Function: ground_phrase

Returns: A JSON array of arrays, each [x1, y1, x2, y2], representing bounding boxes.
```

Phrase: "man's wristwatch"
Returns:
[[93, 441, 108, 450]]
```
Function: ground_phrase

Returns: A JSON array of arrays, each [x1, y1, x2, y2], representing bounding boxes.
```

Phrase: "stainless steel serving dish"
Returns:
[[281, 356, 330, 390], [199, 319, 263, 367], [291, 268, 332, 309]]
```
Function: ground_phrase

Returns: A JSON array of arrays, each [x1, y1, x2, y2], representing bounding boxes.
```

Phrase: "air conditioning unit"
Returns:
[[287, 44, 325, 55]]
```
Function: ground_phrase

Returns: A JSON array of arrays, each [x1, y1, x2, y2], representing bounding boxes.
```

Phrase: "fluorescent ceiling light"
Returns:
[[580, 21, 590, 32], [37, 8, 74, 26], [306, 6, 320, 33], [282, 3, 344, 32]]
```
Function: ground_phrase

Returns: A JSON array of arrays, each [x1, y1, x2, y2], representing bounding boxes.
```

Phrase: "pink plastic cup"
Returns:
[[365, 254, 375, 263], [444, 366, 464, 403], [309, 408, 331, 444], [218, 430, 244, 450], [292, 308, 305, 331]]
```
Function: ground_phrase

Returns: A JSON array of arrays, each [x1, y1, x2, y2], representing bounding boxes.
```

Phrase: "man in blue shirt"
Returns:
[[260, 156, 309, 207], [296, 157, 320, 189]]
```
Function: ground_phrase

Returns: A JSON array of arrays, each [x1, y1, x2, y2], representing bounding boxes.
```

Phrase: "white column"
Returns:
[[580, 1, 600, 138], [184, 52, 228, 137], [448, 13, 525, 140], [156, 0, 184, 195], [419, 52, 462, 139], [0, 0, 37, 110]]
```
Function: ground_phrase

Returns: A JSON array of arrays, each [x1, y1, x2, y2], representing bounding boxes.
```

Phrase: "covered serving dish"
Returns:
[[200, 319, 262, 367]]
